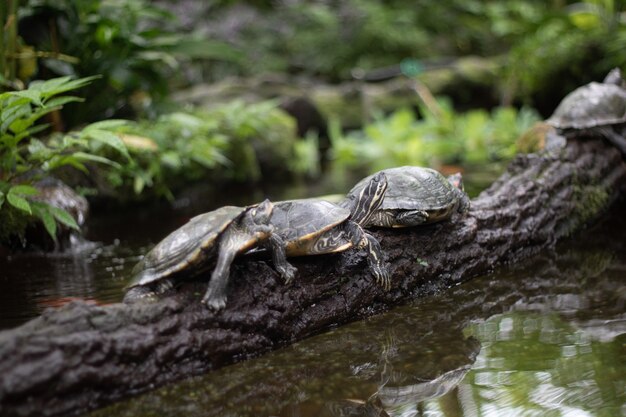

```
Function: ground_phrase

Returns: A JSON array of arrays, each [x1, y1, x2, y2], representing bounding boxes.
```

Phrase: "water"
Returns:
[[1, 173, 625, 416]]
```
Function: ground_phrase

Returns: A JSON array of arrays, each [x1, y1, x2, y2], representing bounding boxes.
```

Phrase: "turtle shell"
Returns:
[[349, 166, 459, 212], [270, 199, 351, 255], [128, 206, 247, 287], [547, 81, 626, 130]]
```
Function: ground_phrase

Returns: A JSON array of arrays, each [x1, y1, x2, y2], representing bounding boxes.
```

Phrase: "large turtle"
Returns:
[[344, 166, 469, 228], [124, 199, 296, 310], [546, 67, 626, 156], [268, 172, 391, 289]]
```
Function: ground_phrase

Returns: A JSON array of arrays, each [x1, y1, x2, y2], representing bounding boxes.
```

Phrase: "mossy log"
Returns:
[[0, 137, 625, 417]]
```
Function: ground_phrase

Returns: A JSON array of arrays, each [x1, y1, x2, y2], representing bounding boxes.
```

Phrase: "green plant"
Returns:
[[501, 0, 625, 105], [330, 99, 540, 172], [0, 76, 123, 243], [83, 100, 317, 202], [11, 0, 242, 125]]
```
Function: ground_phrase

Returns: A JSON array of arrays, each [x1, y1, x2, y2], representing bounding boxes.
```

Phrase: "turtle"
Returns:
[[268, 172, 391, 290], [124, 199, 296, 310], [343, 166, 470, 228], [546, 67, 626, 156]]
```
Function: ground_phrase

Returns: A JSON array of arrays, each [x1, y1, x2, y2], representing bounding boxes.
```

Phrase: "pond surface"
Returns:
[[1, 171, 624, 417]]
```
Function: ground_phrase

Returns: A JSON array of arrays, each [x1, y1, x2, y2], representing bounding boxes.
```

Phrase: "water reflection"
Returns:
[[86, 200, 626, 417], [0, 239, 142, 329], [464, 311, 626, 417], [88, 302, 481, 417]]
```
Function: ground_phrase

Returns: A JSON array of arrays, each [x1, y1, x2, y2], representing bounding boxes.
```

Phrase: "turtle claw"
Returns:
[[203, 293, 227, 311], [202, 283, 228, 311], [371, 265, 391, 291], [278, 264, 298, 285]]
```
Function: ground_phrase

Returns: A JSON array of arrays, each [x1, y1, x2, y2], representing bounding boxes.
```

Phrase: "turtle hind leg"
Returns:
[[124, 279, 174, 304], [345, 221, 391, 290], [123, 285, 159, 303], [393, 210, 429, 227]]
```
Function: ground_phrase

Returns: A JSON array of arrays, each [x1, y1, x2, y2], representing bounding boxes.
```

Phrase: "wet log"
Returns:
[[1, 137, 625, 417]]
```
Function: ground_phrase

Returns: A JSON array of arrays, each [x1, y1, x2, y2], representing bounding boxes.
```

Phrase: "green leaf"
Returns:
[[9, 185, 39, 196], [32, 75, 101, 99], [14, 123, 51, 145], [0, 190, 4, 209], [9, 90, 43, 106], [1, 102, 31, 134], [84, 129, 130, 159], [160, 151, 182, 169], [49, 206, 80, 230], [84, 119, 129, 130], [133, 175, 145, 194], [45, 96, 85, 108], [6, 193, 32, 214], [8, 106, 60, 136], [46, 154, 88, 173], [72, 152, 121, 168], [32, 203, 58, 241]]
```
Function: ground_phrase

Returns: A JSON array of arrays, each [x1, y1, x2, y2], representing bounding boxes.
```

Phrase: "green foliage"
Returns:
[[0, 76, 115, 244], [203, 0, 624, 102], [84, 100, 316, 202], [330, 100, 540, 172], [502, 0, 626, 102], [12, 0, 242, 124]]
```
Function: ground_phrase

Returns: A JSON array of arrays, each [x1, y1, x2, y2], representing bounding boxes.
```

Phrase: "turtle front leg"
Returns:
[[345, 221, 391, 290], [600, 126, 626, 158], [265, 233, 297, 284], [202, 228, 240, 310]]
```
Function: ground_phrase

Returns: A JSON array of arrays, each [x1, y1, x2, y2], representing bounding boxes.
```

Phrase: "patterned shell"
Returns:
[[547, 82, 626, 129], [128, 206, 246, 287], [270, 199, 350, 243], [348, 166, 458, 211]]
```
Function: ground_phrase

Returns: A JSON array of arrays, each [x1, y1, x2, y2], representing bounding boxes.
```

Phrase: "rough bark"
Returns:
[[0, 137, 625, 417]]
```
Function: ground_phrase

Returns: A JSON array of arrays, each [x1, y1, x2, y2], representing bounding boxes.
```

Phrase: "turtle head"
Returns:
[[603, 68, 624, 87], [249, 199, 274, 226], [350, 171, 388, 225], [447, 173, 471, 215], [447, 172, 464, 192]]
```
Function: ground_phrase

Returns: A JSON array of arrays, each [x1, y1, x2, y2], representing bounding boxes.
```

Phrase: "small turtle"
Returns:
[[269, 172, 391, 289], [124, 199, 296, 310], [344, 166, 469, 228], [546, 68, 626, 156]]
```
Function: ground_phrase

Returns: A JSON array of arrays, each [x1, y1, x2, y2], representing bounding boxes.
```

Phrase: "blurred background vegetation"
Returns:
[[1, 0, 625, 245]]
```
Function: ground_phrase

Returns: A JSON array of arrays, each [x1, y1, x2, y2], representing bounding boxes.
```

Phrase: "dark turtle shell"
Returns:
[[349, 166, 459, 212], [547, 81, 626, 130], [128, 206, 247, 287], [270, 199, 352, 256]]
